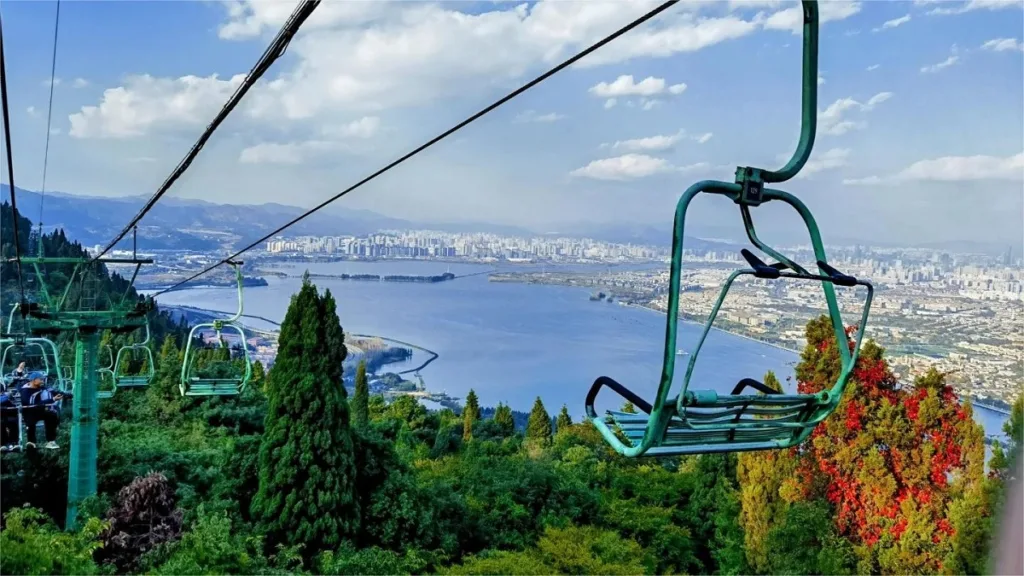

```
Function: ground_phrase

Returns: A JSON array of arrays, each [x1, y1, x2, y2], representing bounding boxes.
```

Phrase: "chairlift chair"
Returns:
[[179, 261, 253, 396], [113, 322, 155, 388], [584, 0, 875, 457]]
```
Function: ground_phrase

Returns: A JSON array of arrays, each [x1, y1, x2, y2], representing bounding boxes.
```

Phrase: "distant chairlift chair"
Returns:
[[114, 322, 155, 388], [584, 0, 875, 457], [179, 260, 253, 396]]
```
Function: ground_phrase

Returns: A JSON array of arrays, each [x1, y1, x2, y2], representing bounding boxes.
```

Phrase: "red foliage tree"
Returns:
[[783, 316, 989, 573]]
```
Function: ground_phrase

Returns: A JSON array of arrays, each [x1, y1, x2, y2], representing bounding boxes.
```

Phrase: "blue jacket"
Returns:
[[20, 384, 62, 412]]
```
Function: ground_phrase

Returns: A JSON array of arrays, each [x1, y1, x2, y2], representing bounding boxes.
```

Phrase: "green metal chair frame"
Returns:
[[585, 0, 874, 457], [114, 322, 155, 388], [97, 345, 117, 399], [1, 336, 64, 390], [179, 261, 252, 396]]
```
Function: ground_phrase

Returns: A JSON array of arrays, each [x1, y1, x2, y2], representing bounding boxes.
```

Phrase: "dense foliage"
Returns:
[[0, 204, 1019, 574]]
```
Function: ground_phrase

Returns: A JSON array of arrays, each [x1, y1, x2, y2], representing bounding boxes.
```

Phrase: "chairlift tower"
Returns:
[[7, 251, 153, 530]]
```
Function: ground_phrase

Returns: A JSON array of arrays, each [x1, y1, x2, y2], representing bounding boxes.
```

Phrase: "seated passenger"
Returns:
[[19, 372, 66, 450]]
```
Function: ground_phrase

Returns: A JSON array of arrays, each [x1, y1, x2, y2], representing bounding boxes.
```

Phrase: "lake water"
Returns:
[[152, 260, 1009, 440]]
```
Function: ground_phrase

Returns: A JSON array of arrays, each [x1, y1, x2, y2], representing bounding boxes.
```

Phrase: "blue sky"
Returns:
[[1, 0, 1022, 246]]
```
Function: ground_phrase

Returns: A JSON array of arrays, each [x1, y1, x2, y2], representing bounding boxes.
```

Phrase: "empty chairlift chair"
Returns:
[[113, 323, 155, 388], [584, 0, 875, 457], [179, 261, 253, 397]]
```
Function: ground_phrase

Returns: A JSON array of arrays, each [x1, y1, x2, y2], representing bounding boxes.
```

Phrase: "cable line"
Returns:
[[38, 0, 61, 238], [92, 0, 321, 261], [0, 9, 26, 304], [153, 0, 680, 296]]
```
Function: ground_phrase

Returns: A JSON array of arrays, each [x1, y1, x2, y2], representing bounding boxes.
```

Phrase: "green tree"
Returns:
[[251, 278, 358, 561], [353, 359, 369, 428], [556, 405, 572, 432], [150, 506, 269, 575], [1005, 394, 1023, 452], [463, 389, 480, 441], [736, 370, 795, 574], [526, 396, 552, 446], [493, 403, 515, 437], [766, 501, 856, 575], [0, 507, 104, 575], [621, 401, 637, 414]]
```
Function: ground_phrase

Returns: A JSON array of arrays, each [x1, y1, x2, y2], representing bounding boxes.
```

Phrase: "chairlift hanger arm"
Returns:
[[753, 0, 818, 185]]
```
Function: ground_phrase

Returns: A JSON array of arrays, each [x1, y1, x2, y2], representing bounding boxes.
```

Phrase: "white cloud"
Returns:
[[843, 152, 1024, 184], [590, 75, 687, 111], [610, 131, 685, 152], [873, 14, 911, 32], [818, 74, 825, 85], [981, 38, 1024, 52], [26, 106, 38, 118], [921, 54, 959, 73], [40, 78, 61, 88], [797, 147, 850, 177], [763, 1, 862, 34], [570, 153, 674, 180], [589, 75, 672, 97], [239, 140, 335, 165], [866, 64, 880, 71], [73, 0, 848, 139], [841, 175, 881, 185], [514, 110, 565, 123], [321, 116, 381, 138], [927, 0, 1022, 15], [229, 1, 761, 120], [68, 73, 244, 139], [72, 78, 89, 88], [818, 92, 892, 136], [605, 129, 712, 151]]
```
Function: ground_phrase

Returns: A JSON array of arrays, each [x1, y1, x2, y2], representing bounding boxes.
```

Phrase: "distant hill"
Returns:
[[13, 184, 1000, 255], [4, 185, 413, 252]]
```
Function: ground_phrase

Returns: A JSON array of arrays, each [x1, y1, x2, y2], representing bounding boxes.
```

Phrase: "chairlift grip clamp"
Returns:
[[734, 166, 765, 207]]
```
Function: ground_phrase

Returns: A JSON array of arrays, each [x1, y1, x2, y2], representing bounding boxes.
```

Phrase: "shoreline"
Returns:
[[158, 274, 1011, 426]]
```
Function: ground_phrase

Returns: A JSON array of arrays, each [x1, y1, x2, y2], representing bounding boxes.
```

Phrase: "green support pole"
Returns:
[[65, 330, 99, 530]]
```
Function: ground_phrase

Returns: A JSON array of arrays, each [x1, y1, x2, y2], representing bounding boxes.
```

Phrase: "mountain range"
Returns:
[[2, 185, 711, 252], [2, 185, 1009, 255]]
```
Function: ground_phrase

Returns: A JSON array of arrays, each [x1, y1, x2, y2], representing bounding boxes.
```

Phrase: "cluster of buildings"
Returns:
[[264, 231, 665, 263], [600, 244, 1022, 405]]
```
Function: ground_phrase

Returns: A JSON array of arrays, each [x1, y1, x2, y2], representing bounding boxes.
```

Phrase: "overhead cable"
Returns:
[[92, 0, 321, 261], [0, 9, 25, 304], [153, 0, 680, 296], [38, 0, 61, 237]]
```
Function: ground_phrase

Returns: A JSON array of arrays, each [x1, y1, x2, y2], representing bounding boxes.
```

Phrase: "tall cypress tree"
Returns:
[[493, 402, 515, 436], [736, 370, 793, 573], [526, 396, 552, 445], [353, 359, 369, 428], [251, 278, 357, 559], [556, 405, 572, 432], [463, 389, 480, 440]]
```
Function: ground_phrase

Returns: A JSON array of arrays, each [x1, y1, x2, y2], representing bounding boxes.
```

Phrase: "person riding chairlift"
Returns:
[[19, 371, 67, 450]]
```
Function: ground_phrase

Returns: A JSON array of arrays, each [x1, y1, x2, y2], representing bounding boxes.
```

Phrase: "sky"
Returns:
[[0, 0, 1022, 247]]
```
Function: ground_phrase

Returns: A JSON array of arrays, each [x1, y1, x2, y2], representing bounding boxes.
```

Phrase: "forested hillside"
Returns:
[[0, 203, 1021, 575]]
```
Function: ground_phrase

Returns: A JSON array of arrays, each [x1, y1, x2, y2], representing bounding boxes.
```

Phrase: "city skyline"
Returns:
[[0, 0, 1021, 246]]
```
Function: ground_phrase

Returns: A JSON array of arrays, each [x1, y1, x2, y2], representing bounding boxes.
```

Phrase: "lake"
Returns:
[[151, 260, 1009, 440]]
